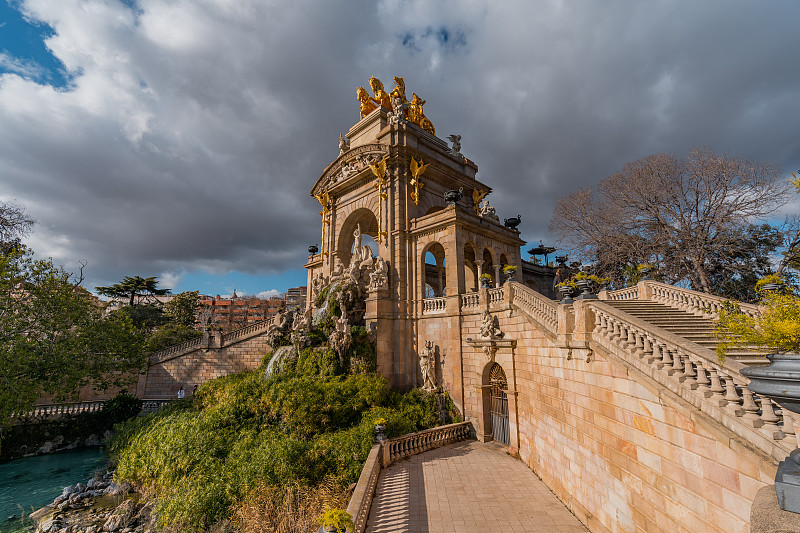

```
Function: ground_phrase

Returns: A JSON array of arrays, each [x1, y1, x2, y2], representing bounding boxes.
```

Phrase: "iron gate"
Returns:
[[489, 363, 510, 445]]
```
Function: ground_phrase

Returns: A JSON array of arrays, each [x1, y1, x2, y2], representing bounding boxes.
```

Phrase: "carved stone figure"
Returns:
[[420, 340, 436, 391], [267, 308, 293, 344], [330, 257, 345, 283], [329, 314, 352, 368], [351, 223, 374, 265], [479, 200, 500, 222], [369, 256, 388, 290], [339, 133, 350, 154], [311, 272, 327, 303], [369, 77, 392, 110], [447, 134, 461, 153], [480, 310, 504, 340], [341, 160, 358, 179], [357, 86, 377, 118]]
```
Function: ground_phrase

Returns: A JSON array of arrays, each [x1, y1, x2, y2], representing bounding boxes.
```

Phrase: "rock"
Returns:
[[85, 526, 97, 533], [86, 476, 103, 489], [37, 518, 61, 533], [102, 430, 113, 442], [75, 483, 85, 493], [37, 441, 54, 454], [84, 434, 100, 447]]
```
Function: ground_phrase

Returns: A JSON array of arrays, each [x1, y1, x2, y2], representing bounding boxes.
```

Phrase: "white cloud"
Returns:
[[0, 0, 798, 292]]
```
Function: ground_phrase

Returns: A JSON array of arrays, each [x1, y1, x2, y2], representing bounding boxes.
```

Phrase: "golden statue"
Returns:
[[409, 157, 429, 205], [368, 155, 389, 243], [314, 190, 331, 258], [408, 93, 435, 136], [390, 76, 409, 117], [472, 188, 488, 213], [357, 86, 377, 118], [369, 77, 392, 110], [367, 155, 387, 181]]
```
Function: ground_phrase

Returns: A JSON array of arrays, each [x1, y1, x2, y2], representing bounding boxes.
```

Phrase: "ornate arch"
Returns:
[[336, 207, 380, 262]]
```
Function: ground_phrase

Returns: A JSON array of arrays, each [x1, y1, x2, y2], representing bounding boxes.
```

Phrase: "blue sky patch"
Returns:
[[0, 1, 69, 87], [399, 25, 468, 54]]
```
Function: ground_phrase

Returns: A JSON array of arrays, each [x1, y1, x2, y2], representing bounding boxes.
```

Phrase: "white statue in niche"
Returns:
[[352, 223, 374, 265]]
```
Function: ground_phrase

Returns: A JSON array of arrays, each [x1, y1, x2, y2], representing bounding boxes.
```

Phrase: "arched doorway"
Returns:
[[489, 363, 510, 445], [337, 207, 380, 266], [422, 242, 446, 298]]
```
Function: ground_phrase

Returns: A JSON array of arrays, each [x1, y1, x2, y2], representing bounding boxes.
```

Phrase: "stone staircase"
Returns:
[[604, 299, 769, 366]]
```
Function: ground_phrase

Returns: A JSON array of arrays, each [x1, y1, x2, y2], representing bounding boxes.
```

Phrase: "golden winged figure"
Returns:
[[409, 157, 429, 205], [314, 190, 330, 217], [368, 155, 387, 180], [472, 188, 488, 213]]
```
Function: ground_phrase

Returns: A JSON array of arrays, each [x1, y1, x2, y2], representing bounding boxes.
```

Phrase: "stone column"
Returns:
[[475, 259, 484, 279], [437, 266, 444, 297], [493, 264, 501, 288]]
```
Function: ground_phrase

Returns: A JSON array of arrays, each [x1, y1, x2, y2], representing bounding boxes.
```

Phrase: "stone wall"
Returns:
[[419, 293, 777, 533], [139, 334, 273, 398]]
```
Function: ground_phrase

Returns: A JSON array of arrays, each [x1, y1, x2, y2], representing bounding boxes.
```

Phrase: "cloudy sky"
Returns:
[[1, 0, 799, 297]]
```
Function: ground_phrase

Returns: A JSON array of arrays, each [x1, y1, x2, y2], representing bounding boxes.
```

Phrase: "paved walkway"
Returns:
[[366, 440, 589, 533]]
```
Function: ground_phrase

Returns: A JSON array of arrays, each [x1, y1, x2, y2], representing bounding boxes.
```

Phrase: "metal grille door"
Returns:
[[489, 364, 510, 445]]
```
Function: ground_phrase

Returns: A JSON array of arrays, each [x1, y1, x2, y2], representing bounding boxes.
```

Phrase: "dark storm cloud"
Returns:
[[1, 0, 798, 289]]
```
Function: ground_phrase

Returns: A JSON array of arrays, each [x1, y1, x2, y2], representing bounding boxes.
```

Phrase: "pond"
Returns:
[[0, 448, 108, 533]]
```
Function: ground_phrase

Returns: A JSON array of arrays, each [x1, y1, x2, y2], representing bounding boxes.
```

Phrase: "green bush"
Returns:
[[109, 370, 442, 531]]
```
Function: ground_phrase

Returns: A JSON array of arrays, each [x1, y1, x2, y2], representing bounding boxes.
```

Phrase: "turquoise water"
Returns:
[[0, 448, 108, 533]]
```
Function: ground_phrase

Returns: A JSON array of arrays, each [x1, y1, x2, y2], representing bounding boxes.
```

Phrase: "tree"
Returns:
[[0, 249, 145, 425], [97, 275, 171, 306], [163, 291, 200, 328], [0, 201, 34, 255], [550, 147, 792, 295]]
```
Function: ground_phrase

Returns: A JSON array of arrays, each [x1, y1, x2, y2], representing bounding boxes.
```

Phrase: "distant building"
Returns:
[[198, 292, 287, 333], [285, 286, 307, 310]]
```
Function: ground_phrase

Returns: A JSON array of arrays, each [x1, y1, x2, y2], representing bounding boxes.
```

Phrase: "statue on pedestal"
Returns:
[[420, 340, 436, 391], [480, 310, 504, 340]]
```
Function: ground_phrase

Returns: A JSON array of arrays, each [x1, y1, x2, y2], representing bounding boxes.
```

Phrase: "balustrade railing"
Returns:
[[605, 286, 639, 300], [508, 282, 558, 334], [422, 297, 447, 314], [151, 336, 205, 363], [12, 401, 105, 420], [141, 399, 173, 412], [340, 421, 473, 533], [383, 421, 472, 466], [487, 287, 505, 306], [461, 292, 481, 309], [222, 316, 277, 343], [590, 300, 793, 460], [642, 281, 760, 319]]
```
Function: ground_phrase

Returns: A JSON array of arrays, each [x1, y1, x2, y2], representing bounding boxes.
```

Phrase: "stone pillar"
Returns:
[[639, 279, 654, 301], [475, 259, 485, 288], [437, 266, 444, 297], [213, 328, 224, 349], [493, 264, 501, 288], [365, 287, 396, 387]]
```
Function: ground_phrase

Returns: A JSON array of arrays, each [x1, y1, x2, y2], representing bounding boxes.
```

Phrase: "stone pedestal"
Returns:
[[365, 287, 395, 387], [751, 485, 800, 532]]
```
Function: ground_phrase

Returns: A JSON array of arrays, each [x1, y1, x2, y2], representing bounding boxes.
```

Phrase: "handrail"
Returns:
[[422, 297, 447, 314], [342, 421, 473, 533], [589, 300, 793, 461], [12, 401, 105, 419], [487, 287, 505, 306], [507, 282, 558, 334], [150, 336, 205, 363], [222, 315, 277, 343], [641, 280, 761, 318], [604, 286, 639, 300], [461, 292, 481, 309]]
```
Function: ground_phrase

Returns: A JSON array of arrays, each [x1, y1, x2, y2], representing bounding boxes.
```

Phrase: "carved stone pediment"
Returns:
[[465, 338, 517, 363], [311, 143, 389, 197]]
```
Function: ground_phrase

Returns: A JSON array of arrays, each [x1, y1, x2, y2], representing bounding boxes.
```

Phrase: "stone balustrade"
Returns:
[[461, 292, 480, 309], [590, 300, 795, 461], [221, 316, 277, 343], [642, 280, 761, 318], [604, 286, 639, 300], [342, 422, 473, 533], [12, 401, 105, 419], [487, 287, 505, 306], [141, 399, 173, 412], [383, 421, 472, 466], [150, 336, 205, 363], [508, 282, 558, 334], [422, 296, 447, 314]]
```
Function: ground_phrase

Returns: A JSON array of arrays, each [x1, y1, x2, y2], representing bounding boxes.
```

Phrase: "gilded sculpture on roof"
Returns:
[[357, 76, 436, 136]]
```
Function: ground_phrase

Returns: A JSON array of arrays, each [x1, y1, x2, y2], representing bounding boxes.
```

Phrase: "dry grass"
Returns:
[[233, 479, 350, 533]]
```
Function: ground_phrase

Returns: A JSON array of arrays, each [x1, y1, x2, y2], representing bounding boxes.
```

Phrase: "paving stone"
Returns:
[[366, 441, 589, 533]]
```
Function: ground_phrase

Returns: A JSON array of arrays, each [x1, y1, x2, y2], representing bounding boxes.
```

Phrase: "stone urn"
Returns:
[[760, 282, 782, 291], [575, 278, 597, 299], [639, 267, 652, 280], [308, 244, 319, 255], [742, 353, 800, 513], [504, 269, 517, 284], [480, 276, 493, 289], [444, 187, 463, 205], [558, 285, 574, 304], [504, 215, 521, 230], [375, 424, 387, 443]]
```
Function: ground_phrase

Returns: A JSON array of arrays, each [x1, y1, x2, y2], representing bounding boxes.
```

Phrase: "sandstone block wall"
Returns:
[[141, 334, 273, 398], [423, 304, 776, 533]]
